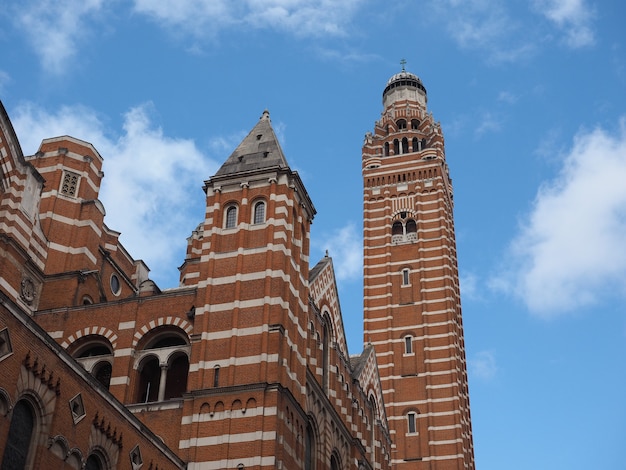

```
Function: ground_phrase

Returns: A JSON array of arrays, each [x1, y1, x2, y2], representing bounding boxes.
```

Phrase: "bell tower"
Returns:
[[362, 68, 475, 469]]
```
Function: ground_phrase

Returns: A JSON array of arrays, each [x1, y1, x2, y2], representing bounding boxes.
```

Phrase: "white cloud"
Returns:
[[496, 118, 626, 316], [459, 272, 480, 301], [0, 71, 10, 95], [468, 350, 497, 380], [532, 0, 595, 48], [133, 0, 363, 39], [12, 102, 217, 287], [475, 111, 502, 137], [14, 0, 107, 74], [431, 0, 535, 63], [315, 223, 362, 282]]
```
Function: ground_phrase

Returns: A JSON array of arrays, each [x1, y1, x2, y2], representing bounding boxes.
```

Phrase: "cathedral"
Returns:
[[0, 70, 474, 469]]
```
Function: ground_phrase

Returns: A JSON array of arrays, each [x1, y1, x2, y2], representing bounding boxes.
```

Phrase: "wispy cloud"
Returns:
[[133, 0, 364, 39], [0, 71, 10, 95], [430, 0, 535, 63], [492, 118, 626, 316], [532, 0, 596, 48], [12, 102, 217, 287], [469, 350, 497, 380], [13, 0, 107, 74], [315, 223, 362, 282]]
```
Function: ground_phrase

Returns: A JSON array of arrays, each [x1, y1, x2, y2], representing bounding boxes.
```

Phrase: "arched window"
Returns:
[[411, 119, 420, 130], [392, 221, 403, 236], [384, 142, 389, 156], [412, 137, 419, 152], [393, 139, 400, 155], [421, 138, 427, 150], [137, 356, 160, 403], [330, 453, 341, 470], [85, 452, 106, 470], [93, 361, 112, 389], [402, 137, 409, 153], [72, 336, 114, 390], [396, 119, 407, 130], [1, 399, 36, 469], [164, 354, 190, 399], [253, 200, 266, 224], [225, 205, 238, 229]]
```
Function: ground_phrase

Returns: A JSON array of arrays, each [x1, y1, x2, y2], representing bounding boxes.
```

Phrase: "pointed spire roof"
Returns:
[[214, 110, 289, 177]]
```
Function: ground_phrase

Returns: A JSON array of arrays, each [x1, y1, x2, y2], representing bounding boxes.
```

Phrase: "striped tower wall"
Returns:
[[362, 73, 475, 469]]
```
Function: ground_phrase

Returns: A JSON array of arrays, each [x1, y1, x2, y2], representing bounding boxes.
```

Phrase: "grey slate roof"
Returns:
[[214, 110, 289, 177]]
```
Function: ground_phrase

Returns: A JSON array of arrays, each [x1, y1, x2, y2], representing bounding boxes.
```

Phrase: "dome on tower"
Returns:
[[383, 70, 427, 97]]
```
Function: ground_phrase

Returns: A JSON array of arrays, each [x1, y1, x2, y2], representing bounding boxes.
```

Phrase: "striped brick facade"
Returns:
[[1, 103, 392, 469], [362, 72, 475, 469]]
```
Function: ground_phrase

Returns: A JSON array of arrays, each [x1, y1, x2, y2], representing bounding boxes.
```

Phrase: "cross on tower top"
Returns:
[[400, 58, 407, 71]]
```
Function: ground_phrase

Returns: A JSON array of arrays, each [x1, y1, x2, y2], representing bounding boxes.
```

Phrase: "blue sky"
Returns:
[[2, 1, 625, 468]]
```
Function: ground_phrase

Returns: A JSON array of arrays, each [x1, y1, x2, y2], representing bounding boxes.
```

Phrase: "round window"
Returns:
[[110, 274, 121, 295]]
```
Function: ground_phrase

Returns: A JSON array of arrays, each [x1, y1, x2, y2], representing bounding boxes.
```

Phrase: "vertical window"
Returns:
[[412, 137, 419, 152], [407, 412, 417, 433], [402, 137, 409, 153], [322, 320, 330, 392], [393, 139, 400, 155], [213, 366, 220, 387], [404, 336, 413, 354], [305, 424, 315, 470], [402, 268, 410, 286], [225, 205, 238, 228], [253, 200, 266, 224], [384, 142, 389, 156], [1, 399, 35, 469]]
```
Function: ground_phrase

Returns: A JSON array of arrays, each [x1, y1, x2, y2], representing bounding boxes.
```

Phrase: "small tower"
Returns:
[[180, 110, 317, 467], [362, 69, 475, 468]]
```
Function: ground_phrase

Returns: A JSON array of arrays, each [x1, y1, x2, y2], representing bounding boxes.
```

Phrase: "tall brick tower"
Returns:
[[362, 68, 475, 469]]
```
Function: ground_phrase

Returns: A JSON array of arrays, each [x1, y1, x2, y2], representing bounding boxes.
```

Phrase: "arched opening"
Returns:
[[1, 399, 36, 469], [402, 137, 409, 153], [71, 336, 114, 388], [393, 139, 400, 155], [406, 219, 417, 236], [164, 354, 189, 399], [396, 119, 407, 130], [411, 119, 420, 130], [384, 142, 389, 156], [85, 452, 105, 470], [136, 356, 160, 403], [412, 137, 419, 152], [305, 423, 316, 470], [330, 453, 341, 470], [134, 327, 191, 403], [93, 361, 112, 389]]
